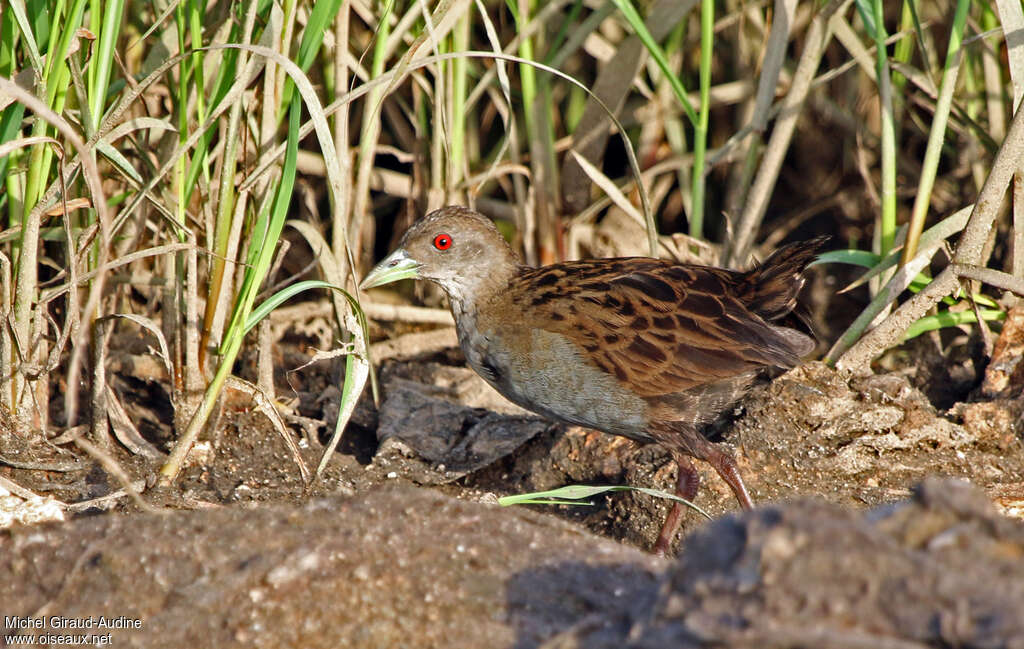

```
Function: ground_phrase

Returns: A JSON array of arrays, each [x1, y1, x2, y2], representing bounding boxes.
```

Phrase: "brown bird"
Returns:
[[362, 206, 824, 553]]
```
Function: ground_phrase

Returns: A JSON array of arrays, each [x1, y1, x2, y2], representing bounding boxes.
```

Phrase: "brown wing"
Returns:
[[509, 258, 809, 399]]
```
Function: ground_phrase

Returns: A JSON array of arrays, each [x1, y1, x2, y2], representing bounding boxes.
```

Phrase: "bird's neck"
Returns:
[[445, 262, 520, 321], [446, 267, 513, 379], [432, 237, 518, 311]]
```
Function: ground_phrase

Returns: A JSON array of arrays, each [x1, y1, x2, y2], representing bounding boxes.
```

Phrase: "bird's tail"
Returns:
[[738, 235, 829, 322]]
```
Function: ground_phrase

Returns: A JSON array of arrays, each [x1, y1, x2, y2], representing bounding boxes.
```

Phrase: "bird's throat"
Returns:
[[440, 262, 521, 320]]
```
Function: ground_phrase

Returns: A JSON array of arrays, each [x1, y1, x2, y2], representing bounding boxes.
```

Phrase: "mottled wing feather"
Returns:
[[509, 259, 808, 399]]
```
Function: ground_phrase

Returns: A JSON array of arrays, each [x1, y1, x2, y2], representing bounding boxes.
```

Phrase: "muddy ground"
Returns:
[[1, 313, 1024, 648]]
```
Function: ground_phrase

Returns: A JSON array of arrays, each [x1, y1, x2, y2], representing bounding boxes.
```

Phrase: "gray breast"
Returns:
[[457, 321, 651, 441]]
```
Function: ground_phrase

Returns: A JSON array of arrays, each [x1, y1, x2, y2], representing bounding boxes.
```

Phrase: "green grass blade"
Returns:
[[689, 0, 713, 239], [816, 206, 971, 293], [903, 308, 1007, 340], [499, 484, 713, 521], [854, 0, 878, 40], [243, 279, 368, 340], [279, 0, 345, 113], [97, 140, 143, 183], [87, 0, 125, 123], [871, 0, 897, 257], [7, 0, 45, 73], [499, 485, 616, 503], [221, 95, 301, 354], [244, 280, 338, 337], [183, 44, 240, 205], [610, 0, 698, 126], [900, 0, 969, 265], [0, 104, 27, 188], [812, 249, 881, 269]]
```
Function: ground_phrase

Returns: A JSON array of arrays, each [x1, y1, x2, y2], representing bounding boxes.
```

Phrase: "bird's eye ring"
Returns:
[[433, 233, 452, 250]]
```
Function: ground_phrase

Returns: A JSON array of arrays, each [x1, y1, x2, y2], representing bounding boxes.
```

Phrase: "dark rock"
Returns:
[[376, 364, 553, 484], [626, 477, 1024, 649]]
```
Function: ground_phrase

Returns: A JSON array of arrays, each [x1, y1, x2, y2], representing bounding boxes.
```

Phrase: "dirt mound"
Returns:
[[3, 479, 1023, 649]]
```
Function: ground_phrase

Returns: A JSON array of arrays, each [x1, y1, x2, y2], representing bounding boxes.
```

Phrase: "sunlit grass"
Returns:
[[0, 0, 1019, 482]]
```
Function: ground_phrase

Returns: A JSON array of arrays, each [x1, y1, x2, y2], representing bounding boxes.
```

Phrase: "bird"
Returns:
[[361, 205, 825, 554]]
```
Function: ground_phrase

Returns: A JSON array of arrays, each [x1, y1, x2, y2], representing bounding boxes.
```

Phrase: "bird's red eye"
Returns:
[[433, 233, 452, 250]]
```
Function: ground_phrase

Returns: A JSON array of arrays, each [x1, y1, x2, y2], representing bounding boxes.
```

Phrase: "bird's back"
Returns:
[[478, 241, 823, 430]]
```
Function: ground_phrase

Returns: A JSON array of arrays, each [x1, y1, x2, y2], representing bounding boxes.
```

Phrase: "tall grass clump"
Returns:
[[0, 0, 1020, 483]]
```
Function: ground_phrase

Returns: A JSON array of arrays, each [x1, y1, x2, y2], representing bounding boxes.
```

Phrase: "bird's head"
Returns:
[[360, 206, 521, 305]]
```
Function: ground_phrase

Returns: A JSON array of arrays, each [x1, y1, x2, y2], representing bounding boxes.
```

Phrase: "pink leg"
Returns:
[[700, 443, 754, 510], [653, 454, 700, 556]]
